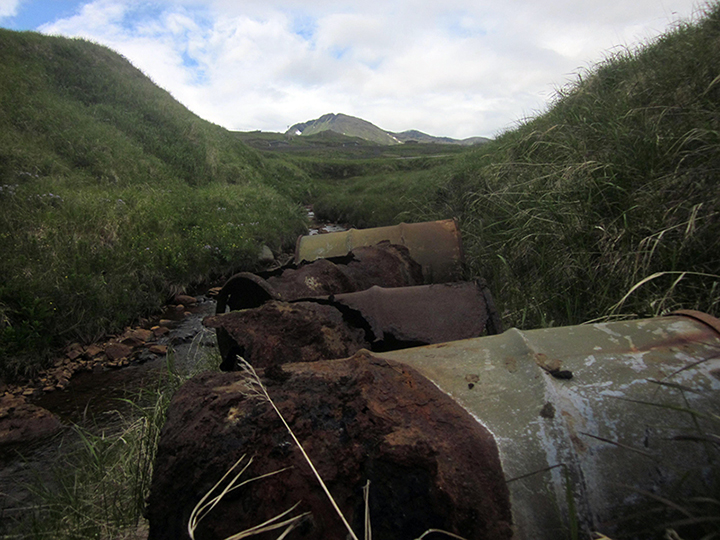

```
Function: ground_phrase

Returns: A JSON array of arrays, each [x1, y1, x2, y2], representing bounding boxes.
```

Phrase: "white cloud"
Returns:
[[38, 0, 702, 138], [0, 0, 21, 18]]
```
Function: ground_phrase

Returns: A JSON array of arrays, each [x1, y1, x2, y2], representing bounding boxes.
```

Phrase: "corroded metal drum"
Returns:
[[295, 219, 464, 283], [377, 311, 720, 539], [206, 281, 502, 370], [216, 243, 424, 313]]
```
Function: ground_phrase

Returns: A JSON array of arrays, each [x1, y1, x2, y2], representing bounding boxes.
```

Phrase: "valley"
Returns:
[[2, 4, 720, 537]]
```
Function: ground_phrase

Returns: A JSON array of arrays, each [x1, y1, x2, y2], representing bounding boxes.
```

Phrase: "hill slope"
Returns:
[[0, 30, 308, 378], [287, 113, 402, 145], [0, 29, 271, 186]]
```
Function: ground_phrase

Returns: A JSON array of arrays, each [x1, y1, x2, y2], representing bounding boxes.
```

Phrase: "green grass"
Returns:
[[0, 178, 306, 378], [312, 164, 454, 228], [452, 3, 720, 328], [0, 30, 309, 379]]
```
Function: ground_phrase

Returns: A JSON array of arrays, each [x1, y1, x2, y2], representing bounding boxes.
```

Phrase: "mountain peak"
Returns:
[[286, 113, 489, 146], [287, 113, 401, 145]]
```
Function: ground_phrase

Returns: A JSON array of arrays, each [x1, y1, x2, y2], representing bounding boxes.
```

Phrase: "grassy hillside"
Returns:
[[0, 30, 308, 378], [316, 3, 720, 329]]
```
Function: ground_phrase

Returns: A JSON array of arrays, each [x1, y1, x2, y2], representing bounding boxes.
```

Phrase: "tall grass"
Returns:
[[312, 163, 455, 228], [448, 3, 720, 328], [0, 178, 306, 379]]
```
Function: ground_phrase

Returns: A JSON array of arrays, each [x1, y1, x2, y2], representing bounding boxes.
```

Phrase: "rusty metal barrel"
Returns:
[[295, 219, 464, 283], [375, 311, 720, 540], [206, 281, 503, 370], [330, 281, 503, 348], [216, 243, 424, 313]]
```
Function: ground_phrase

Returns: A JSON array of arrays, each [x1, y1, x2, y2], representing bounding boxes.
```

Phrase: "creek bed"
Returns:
[[0, 297, 218, 535]]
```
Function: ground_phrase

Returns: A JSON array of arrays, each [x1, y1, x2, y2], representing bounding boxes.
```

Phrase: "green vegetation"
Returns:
[[315, 3, 720, 329], [0, 30, 308, 379], [7, 2, 720, 377]]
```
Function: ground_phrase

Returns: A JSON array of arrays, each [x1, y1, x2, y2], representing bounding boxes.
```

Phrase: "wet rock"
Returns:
[[132, 328, 154, 343], [0, 395, 62, 445], [137, 350, 158, 364], [85, 344, 104, 357], [147, 351, 512, 540], [149, 344, 167, 356], [258, 244, 275, 264], [203, 300, 368, 371], [169, 329, 197, 345], [207, 287, 222, 297], [66, 343, 83, 360], [152, 326, 170, 337], [105, 343, 132, 361], [122, 335, 145, 348], [175, 294, 198, 306]]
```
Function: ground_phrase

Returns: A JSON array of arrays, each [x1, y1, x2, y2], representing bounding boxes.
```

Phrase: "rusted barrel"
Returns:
[[295, 219, 464, 283], [376, 311, 720, 540], [330, 281, 503, 348], [205, 281, 502, 370], [216, 243, 423, 313]]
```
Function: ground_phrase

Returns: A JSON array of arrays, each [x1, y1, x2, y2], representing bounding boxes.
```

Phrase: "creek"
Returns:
[[0, 297, 218, 535]]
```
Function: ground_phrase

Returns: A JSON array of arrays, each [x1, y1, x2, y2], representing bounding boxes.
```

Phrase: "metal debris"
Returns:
[[295, 219, 464, 283], [206, 281, 502, 370], [376, 312, 720, 539]]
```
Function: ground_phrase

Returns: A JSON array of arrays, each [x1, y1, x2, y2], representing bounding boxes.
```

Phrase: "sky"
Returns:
[[0, 0, 706, 139]]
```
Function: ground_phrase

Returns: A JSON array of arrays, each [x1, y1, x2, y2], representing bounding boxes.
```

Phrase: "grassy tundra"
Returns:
[[3, 4, 720, 540]]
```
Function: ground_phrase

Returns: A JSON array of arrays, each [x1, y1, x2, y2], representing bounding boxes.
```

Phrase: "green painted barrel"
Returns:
[[376, 311, 720, 539], [295, 219, 464, 283]]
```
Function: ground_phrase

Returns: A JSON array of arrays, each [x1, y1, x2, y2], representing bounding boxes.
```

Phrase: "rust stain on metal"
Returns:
[[216, 243, 423, 314], [206, 280, 502, 370], [295, 219, 464, 283], [330, 280, 502, 350], [204, 300, 367, 371], [668, 309, 720, 336]]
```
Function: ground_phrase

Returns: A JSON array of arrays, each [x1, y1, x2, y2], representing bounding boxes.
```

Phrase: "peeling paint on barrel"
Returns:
[[377, 312, 720, 540], [295, 219, 464, 283]]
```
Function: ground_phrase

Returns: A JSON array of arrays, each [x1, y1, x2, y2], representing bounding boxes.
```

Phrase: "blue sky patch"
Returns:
[[1, 0, 83, 31], [291, 13, 316, 42]]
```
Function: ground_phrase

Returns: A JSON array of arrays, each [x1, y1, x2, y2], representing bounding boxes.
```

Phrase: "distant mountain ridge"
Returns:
[[286, 113, 490, 146]]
